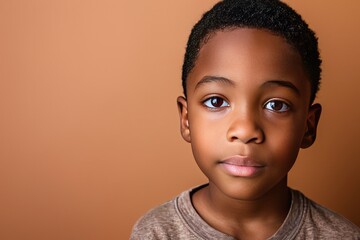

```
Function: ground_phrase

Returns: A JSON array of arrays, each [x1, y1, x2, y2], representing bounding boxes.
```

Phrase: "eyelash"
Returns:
[[203, 97, 290, 113], [203, 96, 230, 109], [263, 99, 290, 113]]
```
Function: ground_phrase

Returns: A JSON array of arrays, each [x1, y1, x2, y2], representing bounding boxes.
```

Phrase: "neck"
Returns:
[[192, 178, 291, 239]]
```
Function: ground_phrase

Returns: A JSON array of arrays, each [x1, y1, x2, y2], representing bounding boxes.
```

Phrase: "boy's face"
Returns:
[[177, 28, 321, 200]]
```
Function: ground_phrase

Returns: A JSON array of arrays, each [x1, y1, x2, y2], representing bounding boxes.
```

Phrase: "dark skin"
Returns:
[[177, 28, 321, 239], [192, 178, 290, 239]]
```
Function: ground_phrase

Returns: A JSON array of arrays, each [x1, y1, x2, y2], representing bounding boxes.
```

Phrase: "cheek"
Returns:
[[188, 114, 226, 163], [189, 132, 214, 177], [189, 123, 220, 157], [189, 108, 226, 142], [265, 118, 306, 162], [268, 110, 307, 143]]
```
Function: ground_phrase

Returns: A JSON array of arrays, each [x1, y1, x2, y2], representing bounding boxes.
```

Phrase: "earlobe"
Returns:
[[177, 96, 191, 143], [301, 103, 322, 148]]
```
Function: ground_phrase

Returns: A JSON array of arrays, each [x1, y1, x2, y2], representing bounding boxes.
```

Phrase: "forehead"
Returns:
[[188, 28, 310, 99]]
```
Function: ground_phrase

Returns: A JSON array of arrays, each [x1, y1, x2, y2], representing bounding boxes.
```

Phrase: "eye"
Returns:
[[264, 100, 290, 112], [203, 97, 230, 109]]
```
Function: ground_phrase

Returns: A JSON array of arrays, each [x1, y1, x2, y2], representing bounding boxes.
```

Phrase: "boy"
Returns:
[[131, 0, 360, 239]]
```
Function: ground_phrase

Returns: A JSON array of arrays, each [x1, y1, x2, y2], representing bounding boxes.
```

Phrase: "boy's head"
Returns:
[[177, 0, 322, 200], [182, 0, 321, 104]]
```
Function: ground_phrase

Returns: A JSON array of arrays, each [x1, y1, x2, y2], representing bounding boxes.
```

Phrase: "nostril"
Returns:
[[230, 135, 262, 144], [227, 122, 264, 144], [231, 135, 239, 141]]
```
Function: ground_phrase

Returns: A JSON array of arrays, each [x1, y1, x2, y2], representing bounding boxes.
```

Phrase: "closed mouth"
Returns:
[[219, 155, 264, 167], [218, 155, 265, 177]]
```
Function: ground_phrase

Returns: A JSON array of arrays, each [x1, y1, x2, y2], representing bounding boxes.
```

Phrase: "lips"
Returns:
[[219, 155, 265, 177]]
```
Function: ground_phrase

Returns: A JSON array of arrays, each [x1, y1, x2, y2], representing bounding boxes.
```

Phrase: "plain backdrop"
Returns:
[[1, 0, 359, 239]]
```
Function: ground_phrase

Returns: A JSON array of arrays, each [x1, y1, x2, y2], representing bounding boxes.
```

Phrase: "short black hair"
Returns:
[[182, 0, 322, 104]]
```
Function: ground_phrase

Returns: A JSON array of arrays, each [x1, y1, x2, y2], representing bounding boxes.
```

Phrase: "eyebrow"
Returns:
[[195, 75, 235, 90], [261, 80, 300, 95], [194, 76, 300, 95]]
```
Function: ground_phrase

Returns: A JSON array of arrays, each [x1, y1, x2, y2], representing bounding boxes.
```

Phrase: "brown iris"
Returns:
[[210, 97, 225, 108], [267, 100, 287, 111]]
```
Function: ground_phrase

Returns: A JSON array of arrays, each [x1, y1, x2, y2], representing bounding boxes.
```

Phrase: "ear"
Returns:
[[301, 103, 322, 149], [177, 96, 191, 143]]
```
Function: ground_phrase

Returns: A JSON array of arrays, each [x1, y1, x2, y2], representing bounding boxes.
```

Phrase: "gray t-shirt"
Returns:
[[131, 185, 360, 239]]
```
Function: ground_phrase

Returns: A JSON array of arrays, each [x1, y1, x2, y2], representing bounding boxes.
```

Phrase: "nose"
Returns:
[[226, 111, 264, 144]]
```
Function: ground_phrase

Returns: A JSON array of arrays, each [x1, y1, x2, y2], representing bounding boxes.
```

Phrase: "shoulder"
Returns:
[[130, 199, 177, 239], [295, 190, 360, 239], [130, 189, 199, 240]]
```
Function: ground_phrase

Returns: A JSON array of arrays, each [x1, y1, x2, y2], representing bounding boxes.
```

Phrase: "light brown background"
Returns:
[[1, 1, 359, 239]]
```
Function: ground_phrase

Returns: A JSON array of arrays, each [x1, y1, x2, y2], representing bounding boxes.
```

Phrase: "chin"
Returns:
[[214, 177, 288, 202], [215, 181, 264, 201]]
